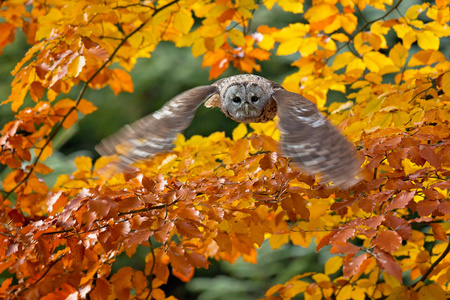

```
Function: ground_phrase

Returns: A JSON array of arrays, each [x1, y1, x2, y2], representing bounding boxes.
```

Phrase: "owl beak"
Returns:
[[244, 102, 249, 115]]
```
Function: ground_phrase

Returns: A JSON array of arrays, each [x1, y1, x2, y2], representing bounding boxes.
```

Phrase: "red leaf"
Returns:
[[291, 193, 310, 221], [416, 200, 439, 216], [175, 219, 203, 238], [375, 231, 402, 252], [331, 228, 355, 244], [154, 222, 174, 243], [384, 215, 412, 240], [126, 229, 153, 245], [359, 191, 394, 213], [168, 248, 193, 282], [330, 241, 360, 255], [430, 223, 447, 242], [438, 201, 450, 214], [364, 215, 385, 229], [178, 207, 202, 221], [419, 146, 441, 168], [343, 253, 368, 278], [316, 231, 336, 251], [373, 247, 403, 283], [384, 190, 415, 213], [67, 236, 85, 262], [118, 196, 143, 212], [260, 152, 277, 170]]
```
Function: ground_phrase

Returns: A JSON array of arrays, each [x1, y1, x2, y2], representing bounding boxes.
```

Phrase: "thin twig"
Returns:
[[412, 235, 450, 288], [330, 0, 404, 59]]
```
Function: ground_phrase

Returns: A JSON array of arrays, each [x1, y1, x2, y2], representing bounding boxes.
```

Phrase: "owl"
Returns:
[[96, 74, 360, 188]]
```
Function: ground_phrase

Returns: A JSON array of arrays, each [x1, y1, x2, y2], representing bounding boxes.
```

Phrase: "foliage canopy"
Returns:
[[0, 0, 449, 299]]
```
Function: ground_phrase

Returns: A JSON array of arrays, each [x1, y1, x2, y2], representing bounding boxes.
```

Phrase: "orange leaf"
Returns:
[[291, 193, 310, 220], [33, 162, 53, 175], [214, 232, 232, 253], [229, 138, 250, 163], [77, 99, 97, 115], [90, 277, 112, 300], [375, 231, 402, 252], [30, 81, 45, 101], [62, 109, 78, 129]]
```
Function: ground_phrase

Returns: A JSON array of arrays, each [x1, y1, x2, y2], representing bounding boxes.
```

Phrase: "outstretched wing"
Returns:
[[272, 90, 360, 188], [96, 85, 219, 165]]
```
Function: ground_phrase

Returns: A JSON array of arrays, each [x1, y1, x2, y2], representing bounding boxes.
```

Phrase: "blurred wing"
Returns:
[[96, 85, 219, 165], [272, 90, 360, 188]]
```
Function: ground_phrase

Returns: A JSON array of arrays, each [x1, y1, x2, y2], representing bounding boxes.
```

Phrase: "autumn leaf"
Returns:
[[375, 231, 402, 253]]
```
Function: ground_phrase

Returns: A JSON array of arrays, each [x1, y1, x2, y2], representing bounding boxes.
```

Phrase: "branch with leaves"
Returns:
[[0, 0, 449, 299]]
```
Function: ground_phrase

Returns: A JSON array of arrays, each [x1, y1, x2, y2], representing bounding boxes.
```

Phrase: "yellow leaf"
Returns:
[[405, 4, 427, 20], [62, 109, 78, 129], [441, 72, 450, 97], [331, 33, 349, 42], [402, 158, 422, 176], [325, 256, 343, 275], [257, 34, 275, 51], [35, 140, 53, 162], [408, 50, 446, 67], [277, 0, 303, 13], [417, 31, 439, 50], [304, 3, 337, 23], [403, 30, 417, 49], [192, 38, 206, 57], [332, 52, 355, 70], [228, 29, 245, 46], [269, 233, 289, 250], [67, 55, 86, 78], [263, 0, 276, 10], [363, 52, 395, 73], [77, 99, 97, 115], [232, 123, 247, 141], [382, 272, 401, 288], [418, 284, 446, 300], [75, 156, 92, 172], [277, 38, 302, 55], [173, 9, 194, 34], [389, 43, 408, 68]]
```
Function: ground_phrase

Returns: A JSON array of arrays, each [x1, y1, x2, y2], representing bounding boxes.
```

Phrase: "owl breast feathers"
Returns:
[[96, 74, 361, 189]]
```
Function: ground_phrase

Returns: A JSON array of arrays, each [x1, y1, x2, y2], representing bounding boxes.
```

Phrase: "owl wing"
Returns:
[[96, 85, 219, 166], [272, 90, 360, 188]]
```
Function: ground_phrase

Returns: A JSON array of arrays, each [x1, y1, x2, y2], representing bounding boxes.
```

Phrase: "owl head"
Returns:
[[220, 80, 273, 123]]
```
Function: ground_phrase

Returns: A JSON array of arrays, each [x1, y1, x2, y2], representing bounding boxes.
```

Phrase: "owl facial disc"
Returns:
[[223, 82, 270, 123]]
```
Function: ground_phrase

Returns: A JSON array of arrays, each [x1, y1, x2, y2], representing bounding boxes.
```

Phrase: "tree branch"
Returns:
[[412, 235, 450, 288], [3, 0, 180, 200]]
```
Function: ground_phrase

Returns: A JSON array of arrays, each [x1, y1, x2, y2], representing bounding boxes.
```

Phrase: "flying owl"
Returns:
[[96, 74, 360, 188]]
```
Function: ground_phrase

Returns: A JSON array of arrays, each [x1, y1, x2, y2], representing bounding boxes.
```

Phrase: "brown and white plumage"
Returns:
[[96, 74, 360, 188]]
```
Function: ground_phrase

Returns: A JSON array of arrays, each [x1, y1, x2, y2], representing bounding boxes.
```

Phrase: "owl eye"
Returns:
[[232, 97, 241, 103], [251, 96, 259, 103]]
